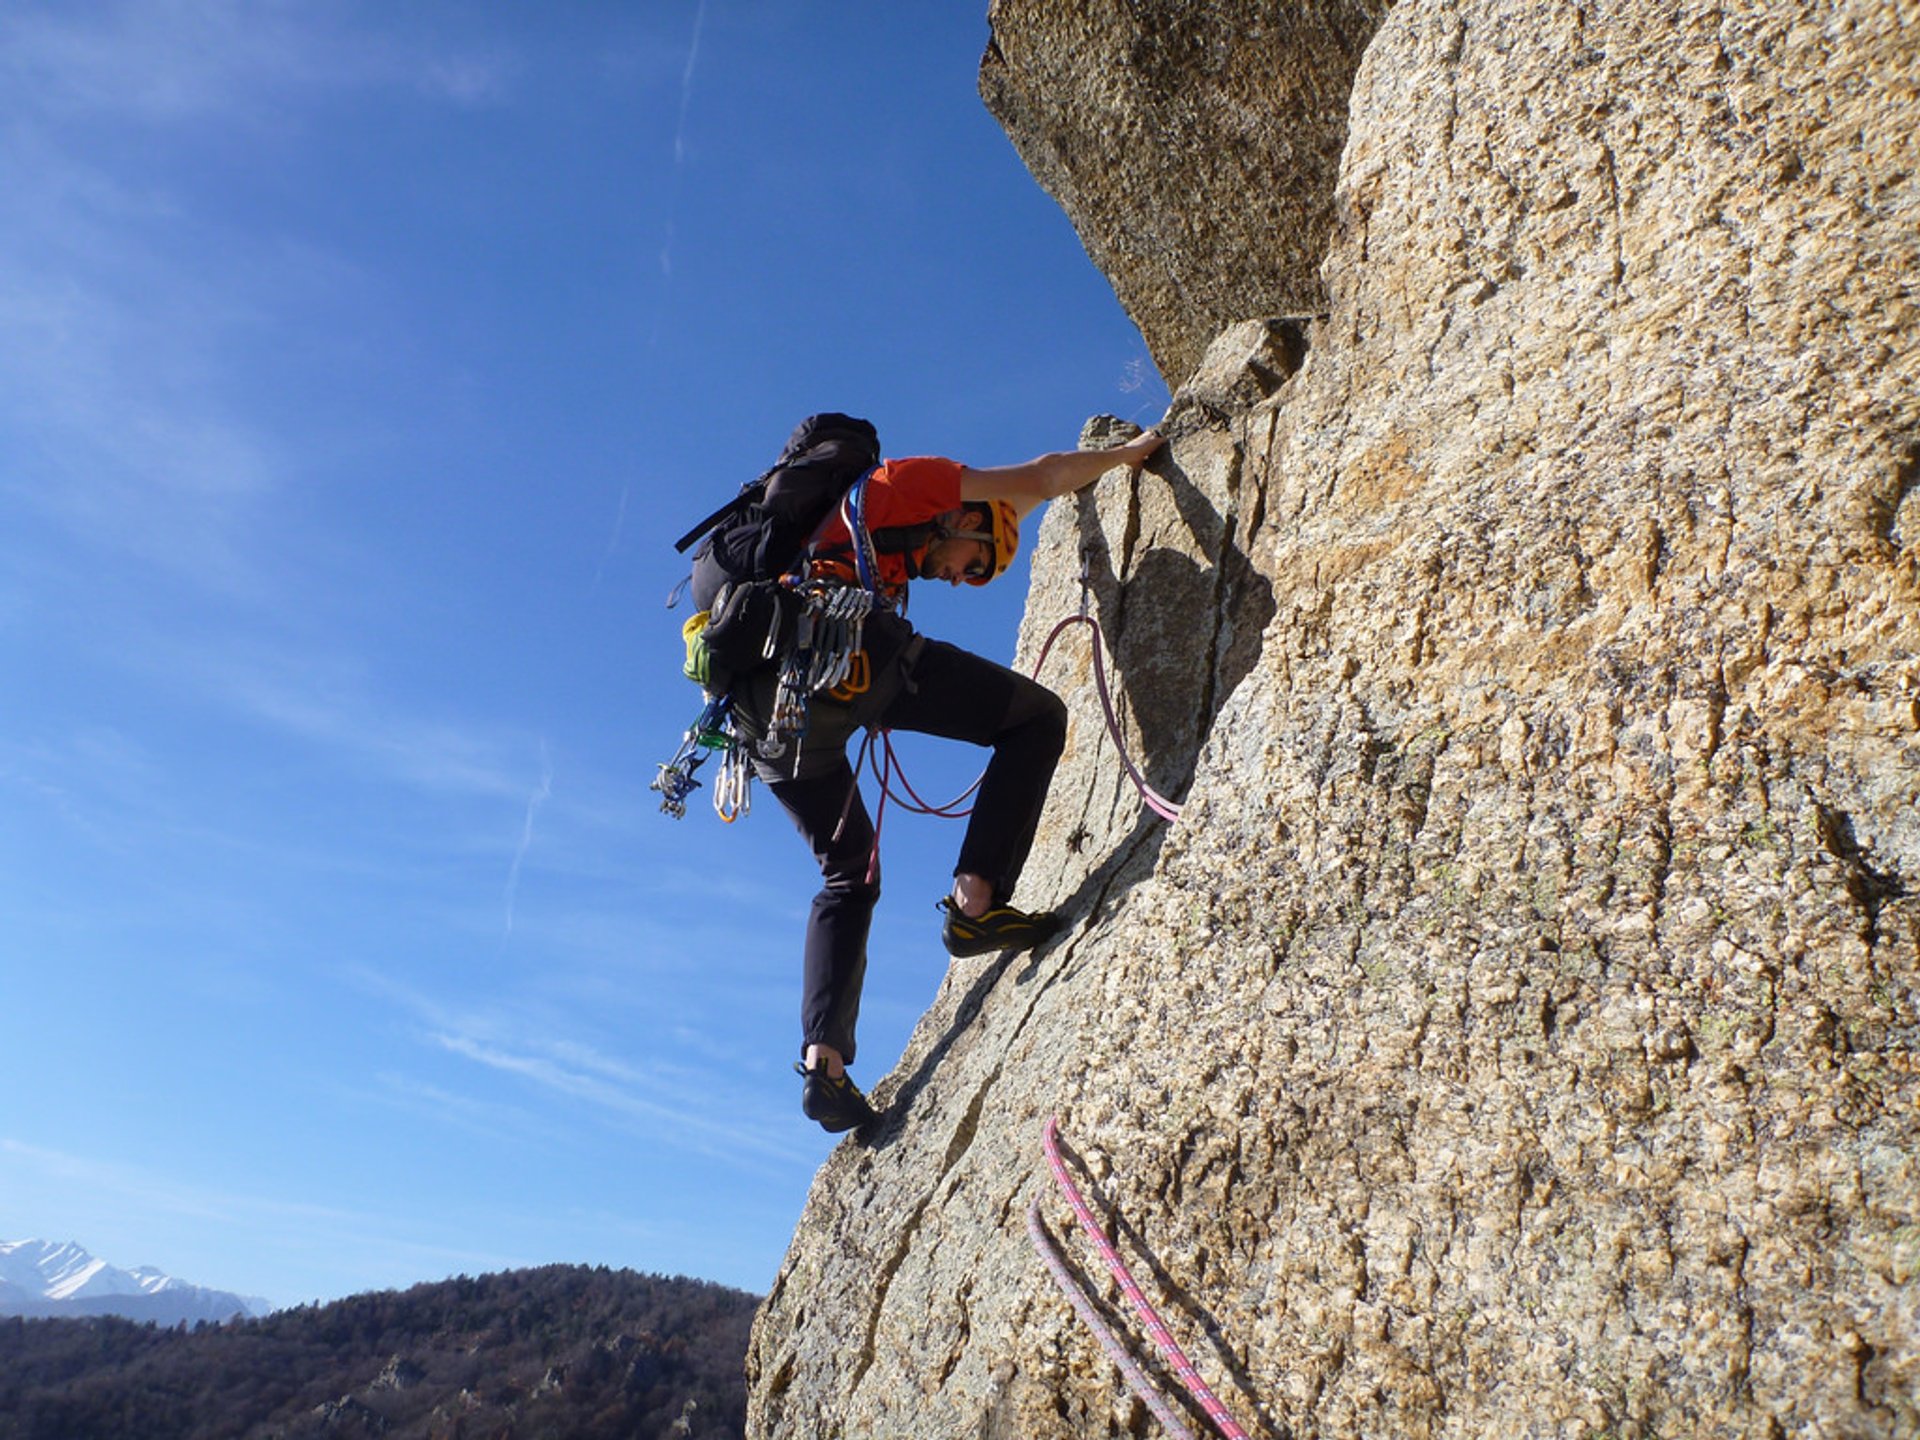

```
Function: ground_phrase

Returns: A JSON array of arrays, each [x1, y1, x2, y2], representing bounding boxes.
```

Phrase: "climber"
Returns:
[[729, 427, 1166, 1135]]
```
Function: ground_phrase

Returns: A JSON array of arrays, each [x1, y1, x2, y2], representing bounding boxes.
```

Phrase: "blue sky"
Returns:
[[0, 2, 1168, 1308]]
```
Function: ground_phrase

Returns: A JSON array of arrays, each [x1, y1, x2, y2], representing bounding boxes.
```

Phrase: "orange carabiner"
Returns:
[[826, 649, 870, 702]]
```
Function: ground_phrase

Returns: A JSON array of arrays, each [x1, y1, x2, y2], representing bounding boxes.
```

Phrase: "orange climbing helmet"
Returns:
[[963, 500, 1021, 586]]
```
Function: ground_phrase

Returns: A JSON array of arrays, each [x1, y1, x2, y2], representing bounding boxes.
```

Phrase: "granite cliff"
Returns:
[[748, 2, 1919, 1436]]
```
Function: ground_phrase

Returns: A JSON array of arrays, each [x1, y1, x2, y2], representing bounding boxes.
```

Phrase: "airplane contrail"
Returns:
[[503, 742, 553, 934]]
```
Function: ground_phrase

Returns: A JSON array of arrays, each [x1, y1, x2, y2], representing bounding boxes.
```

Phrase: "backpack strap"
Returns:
[[673, 496, 744, 556], [673, 471, 775, 555], [676, 415, 880, 558], [842, 470, 885, 595]]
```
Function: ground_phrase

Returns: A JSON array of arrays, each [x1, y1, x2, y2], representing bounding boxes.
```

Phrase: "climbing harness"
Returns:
[[821, 546, 1181, 885], [661, 504, 1183, 854], [658, 466, 891, 795], [1034, 1116, 1253, 1440], [650, 695, 750, 823]]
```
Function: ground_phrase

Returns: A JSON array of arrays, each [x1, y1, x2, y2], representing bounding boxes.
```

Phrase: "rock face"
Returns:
[[980, 0, 1390, 387], [747, 2, 1920, 1437]]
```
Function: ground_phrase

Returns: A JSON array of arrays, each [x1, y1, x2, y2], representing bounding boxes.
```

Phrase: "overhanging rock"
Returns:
[[980, 0, 1389, 385]]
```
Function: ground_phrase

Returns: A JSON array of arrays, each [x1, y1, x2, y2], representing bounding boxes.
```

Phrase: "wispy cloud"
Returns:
[[0, 140, 285, 594], [0, 1137, 367, 1232], [504, 742, 554, 932], [351, 1073, 548, 1152], [2, 1, 323, 122], [419, 52, 515, 107], [169, 641, 533, 802], [0, 1136, 524, 1307], [0, 727, 161, 859], [671, 0, 706, 167], [594, 481, 632, 590], [0, 3, 516, 596], [345, 967, 807, 1171], [654, 0, 707, 285], [0, 1, 514, 123], [430, 1030, 807, 1171]]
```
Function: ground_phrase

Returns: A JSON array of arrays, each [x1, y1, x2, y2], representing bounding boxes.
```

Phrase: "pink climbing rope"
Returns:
[[874, 730, 981, 819], [1040, 1117, 1252, 1440], [858, 611, 1184, 825], [1027, 1195, 1199, 1440], [1030, 614, 1183, 822]]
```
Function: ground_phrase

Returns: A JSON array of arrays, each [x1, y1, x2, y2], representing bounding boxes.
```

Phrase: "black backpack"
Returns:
[[675, 414, 882, 683], [677, 413, 882, 610]]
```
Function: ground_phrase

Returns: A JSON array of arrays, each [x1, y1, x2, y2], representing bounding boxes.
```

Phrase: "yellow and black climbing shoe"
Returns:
[[939, 898, 1065, 958], [796, 1062, 879, 1134]]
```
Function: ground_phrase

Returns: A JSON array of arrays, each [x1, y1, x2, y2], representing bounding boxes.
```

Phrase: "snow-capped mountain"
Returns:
[[0, 1239, 268, 1324]]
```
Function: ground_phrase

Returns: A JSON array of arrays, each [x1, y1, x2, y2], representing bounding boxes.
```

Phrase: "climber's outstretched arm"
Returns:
[[957, 430, 1163, 515]]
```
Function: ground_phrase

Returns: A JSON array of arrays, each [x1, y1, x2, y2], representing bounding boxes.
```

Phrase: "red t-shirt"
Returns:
[[804, 455, 963, 597]]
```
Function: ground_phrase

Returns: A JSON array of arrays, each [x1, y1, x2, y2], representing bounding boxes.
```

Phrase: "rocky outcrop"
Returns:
[[980, 0, 1389, 387], [748, 2, 1920, 1437]]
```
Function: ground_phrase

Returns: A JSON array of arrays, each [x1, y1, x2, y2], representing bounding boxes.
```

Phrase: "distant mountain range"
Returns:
[[0, 1239, 268, 1325]]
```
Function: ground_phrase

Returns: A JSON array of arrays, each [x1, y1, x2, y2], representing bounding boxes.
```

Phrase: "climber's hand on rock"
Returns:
[[1114, 429, 1165, 470]]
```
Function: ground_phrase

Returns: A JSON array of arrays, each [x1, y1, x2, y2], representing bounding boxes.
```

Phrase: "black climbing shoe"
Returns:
[[939, 898, 1064, 958], [796, 1063, 879, 1134]]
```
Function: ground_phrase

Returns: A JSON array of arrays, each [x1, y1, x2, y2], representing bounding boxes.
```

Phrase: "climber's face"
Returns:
[[923, 534, 993, 586]]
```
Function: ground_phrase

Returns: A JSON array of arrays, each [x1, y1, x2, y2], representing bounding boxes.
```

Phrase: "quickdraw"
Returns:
[[825, 648, 871, 702], [651, 696, 746, 822], [713, 735, 751, 822], [767, 580, 878, 757]]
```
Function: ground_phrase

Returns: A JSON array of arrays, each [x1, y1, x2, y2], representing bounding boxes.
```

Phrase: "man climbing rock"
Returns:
[[726, 426, 1165, 1134]]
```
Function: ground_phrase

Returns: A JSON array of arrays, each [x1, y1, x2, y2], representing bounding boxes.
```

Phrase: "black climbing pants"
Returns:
[[760, 637, 1068, 1066]]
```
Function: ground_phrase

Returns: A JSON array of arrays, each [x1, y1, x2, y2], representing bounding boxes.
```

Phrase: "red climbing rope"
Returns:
[[874, 731, 981, 819], [1039, 1117, 1252, 1440], [1030, 614, 1183, 822], [1027, 1193, 1199, 1440], [858, 611, 1184, 825]]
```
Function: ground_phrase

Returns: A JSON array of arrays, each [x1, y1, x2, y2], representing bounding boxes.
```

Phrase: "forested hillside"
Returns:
[[0, 1265, 755, 1440]]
